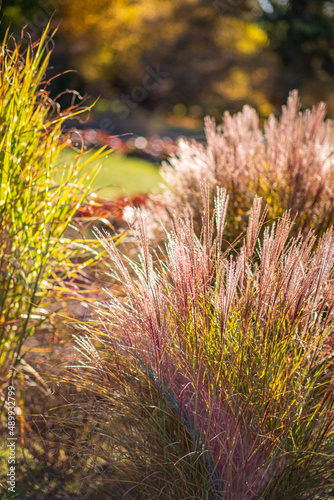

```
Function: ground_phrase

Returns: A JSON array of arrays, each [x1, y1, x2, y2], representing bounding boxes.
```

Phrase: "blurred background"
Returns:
[[2, 0, 334, 130], [1, 0, 334, 197]]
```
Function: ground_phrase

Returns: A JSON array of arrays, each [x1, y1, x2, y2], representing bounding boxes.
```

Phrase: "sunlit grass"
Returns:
[[0, 25, 112, 388], [1, 22, 334, 500], [59, 148, 162, 199], [155, 91, 334, 242], [70, 189, 334, 499]]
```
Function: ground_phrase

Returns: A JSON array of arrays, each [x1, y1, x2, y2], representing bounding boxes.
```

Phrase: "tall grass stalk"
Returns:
[[73, 187, 334, 499], [0, 26, 108, 387]]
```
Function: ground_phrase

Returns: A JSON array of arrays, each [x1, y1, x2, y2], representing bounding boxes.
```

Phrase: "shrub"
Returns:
[[0, 26, 107, 386], [153, 91, 334, 242], [74, 188, 334, 499]]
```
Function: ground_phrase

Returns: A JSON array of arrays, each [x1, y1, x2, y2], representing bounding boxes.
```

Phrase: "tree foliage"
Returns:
[[1, 1, 334, 116], [58, 0, 275, 116], [260, 0, 334, 109]]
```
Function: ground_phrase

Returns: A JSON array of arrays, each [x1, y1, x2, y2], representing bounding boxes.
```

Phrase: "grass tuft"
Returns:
[[152, 91, 334, 242], [72, 188, 334, 499], [0, 25, 109, 388]]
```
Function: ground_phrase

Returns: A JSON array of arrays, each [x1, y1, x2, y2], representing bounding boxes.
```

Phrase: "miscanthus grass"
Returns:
[[73, 187, 334, 499], [0, 26, 108, 387], [151, 91, 334, 242]]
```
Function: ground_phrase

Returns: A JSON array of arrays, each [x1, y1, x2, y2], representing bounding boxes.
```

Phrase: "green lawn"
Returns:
[[59, 148, 162, 199]]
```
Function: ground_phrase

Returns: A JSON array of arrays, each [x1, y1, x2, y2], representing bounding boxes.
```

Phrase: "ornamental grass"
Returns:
[[0, 26, 108, 387], [153, 91, 334, 243], [72, 187, 334, 499]]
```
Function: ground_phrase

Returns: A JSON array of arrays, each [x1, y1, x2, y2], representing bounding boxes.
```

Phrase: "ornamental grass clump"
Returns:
[[154, 91, 334, 241], [0, 26, 108, 386], [74, 187, 334, 499]]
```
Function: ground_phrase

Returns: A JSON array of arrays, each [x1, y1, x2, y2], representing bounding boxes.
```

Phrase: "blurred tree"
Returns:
[[1, 0, 334, 119], [58, 0, 276, 118], [258, 0, 334, 109], [0, 0, 48, 37]]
